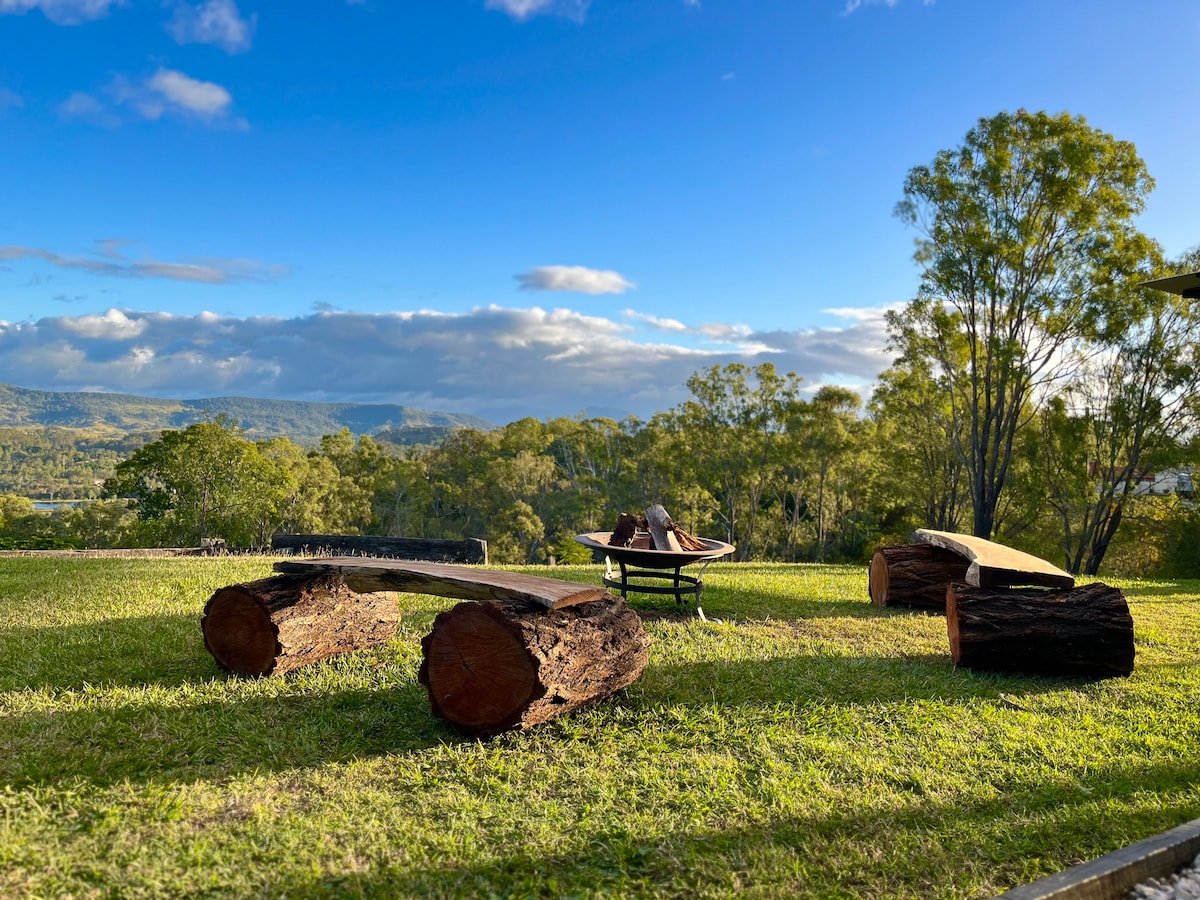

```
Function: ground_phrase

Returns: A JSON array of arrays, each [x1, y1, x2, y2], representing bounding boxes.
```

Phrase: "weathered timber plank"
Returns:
[[271, 534, 487, 564], [914, 528, 1074, 589], [273, 557, 608, 611]]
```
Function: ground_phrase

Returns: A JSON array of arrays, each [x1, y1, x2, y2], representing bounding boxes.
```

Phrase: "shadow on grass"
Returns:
[[638, 651, 1078, 709], [268, 755, 1200, 898], [0, 613, 216, 693], [2, 678, 455, 789]]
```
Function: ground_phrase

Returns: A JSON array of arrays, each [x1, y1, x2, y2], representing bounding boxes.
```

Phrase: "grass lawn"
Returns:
[[1, 557, 1198, 898]]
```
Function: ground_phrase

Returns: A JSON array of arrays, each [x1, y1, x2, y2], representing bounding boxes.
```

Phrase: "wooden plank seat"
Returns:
[[913, 528, 1074, 589], [271, 557, 607, 610]]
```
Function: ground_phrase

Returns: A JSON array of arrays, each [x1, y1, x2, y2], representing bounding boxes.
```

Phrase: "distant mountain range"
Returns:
[[0, 383, 493, 443]]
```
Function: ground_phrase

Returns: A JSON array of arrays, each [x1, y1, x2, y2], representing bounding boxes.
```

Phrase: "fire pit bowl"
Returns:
[[574, 531, 735, 608]]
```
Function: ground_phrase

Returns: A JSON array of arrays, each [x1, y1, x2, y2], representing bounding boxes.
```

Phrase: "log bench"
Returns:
[[868, 529, 1134, 678], [201, 558, 649, 736]]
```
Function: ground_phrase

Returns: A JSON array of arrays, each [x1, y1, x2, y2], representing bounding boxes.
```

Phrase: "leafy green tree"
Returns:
[[893, 109, 1156, 538], [105, 418, 283, 547], [1032, 248, 1200, 573], [673, 363, 803, 560], [869, 350, 966, 535]]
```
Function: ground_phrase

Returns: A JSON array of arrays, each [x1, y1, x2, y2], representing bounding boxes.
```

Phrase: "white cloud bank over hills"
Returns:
[[0, 305, 893, 424]]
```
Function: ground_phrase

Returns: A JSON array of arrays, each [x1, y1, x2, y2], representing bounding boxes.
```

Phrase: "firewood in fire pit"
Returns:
[[611, 513, 645, 548]]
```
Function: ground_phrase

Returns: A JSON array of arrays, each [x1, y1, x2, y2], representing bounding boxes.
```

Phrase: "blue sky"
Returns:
[[2, 0, 1198, 424]]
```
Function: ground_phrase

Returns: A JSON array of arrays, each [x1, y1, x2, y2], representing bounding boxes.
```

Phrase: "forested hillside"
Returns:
[[0, 384, 492, 442]]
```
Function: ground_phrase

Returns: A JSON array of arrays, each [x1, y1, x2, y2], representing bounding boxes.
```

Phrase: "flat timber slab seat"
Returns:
[[913, 528, 1075, 589]]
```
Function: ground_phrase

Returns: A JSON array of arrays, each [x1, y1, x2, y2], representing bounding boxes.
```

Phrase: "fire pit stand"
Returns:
[[574, 532, 735, 609]]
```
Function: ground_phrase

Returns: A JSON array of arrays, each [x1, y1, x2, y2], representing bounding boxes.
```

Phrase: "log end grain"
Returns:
[[202, 585, 279, 676], [421, 603, 541, 733], [418, 595, 650, 737]]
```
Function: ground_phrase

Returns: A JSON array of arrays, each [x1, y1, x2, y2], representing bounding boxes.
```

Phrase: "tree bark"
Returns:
[[869, 543, 970, 611], [418, 595, 649, 737], [946, 582, 1135, 678], [202, 572, 401, 676]]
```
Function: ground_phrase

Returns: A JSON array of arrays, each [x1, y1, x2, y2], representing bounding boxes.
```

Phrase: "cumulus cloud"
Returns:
[[0, 304, 893, 422], [485, 0, 589, 22], [167, 0, 255, 53], [61, 69, 242, 127], [0, 243, 286, 283], [515, 265, 635, 295], [145, 68, 234, 118], [0, 0, 123, 25]]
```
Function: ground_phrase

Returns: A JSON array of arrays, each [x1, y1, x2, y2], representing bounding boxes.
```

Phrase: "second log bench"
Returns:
[[201, 558, 650, 736]]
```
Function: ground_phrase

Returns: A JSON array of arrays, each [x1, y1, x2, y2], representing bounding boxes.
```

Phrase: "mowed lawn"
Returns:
[[1, 556, 1198, 899]]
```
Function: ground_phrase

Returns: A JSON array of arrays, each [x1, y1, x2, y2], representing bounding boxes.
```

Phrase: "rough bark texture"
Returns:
[[869, 543, 971, 611], [946, 582, 1135, 678], [418, 595, 650, 737], [271, 534, 487, 564], [202, 572, 401, 676]]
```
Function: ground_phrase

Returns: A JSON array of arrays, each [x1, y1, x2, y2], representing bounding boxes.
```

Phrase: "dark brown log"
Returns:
[[274, 558, 607, 610], [914, 528, 1074, 589], [418, 594, 650, 736], [271, 534, 487, 565], [946, 582, 1135, 678], [869, 543, 971, 611], [202, 572, 401, 676]]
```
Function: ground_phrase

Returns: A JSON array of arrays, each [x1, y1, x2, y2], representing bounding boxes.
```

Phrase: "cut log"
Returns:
[[869, 543, 971, 611], [273, 557, 607, 610], [914, 528, 1074, 589], [946, 582, 1135, 678], [418, 594, 650, 736], [202, 572, 401, 676], [644, 504, 683, 553]]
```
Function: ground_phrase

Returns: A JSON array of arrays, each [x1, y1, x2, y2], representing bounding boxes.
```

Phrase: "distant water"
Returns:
[[32, 501, 86, 511]]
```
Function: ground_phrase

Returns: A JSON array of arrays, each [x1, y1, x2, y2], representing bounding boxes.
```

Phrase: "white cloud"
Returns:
[[485, 0, 589, 22], [58, 308, 149, 340], [0, 304, 894, 422], [0, 0, 123, 25], [0, 242, 285, 283], [147, 68, 233, 118], [167, 0, 256, 54], [61, 70, 243, 127], [844, 0, 932, 12], [515, 265, 635, 295], [58, 90, 110, 122]]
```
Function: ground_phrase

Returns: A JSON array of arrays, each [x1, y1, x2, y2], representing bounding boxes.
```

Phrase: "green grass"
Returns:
[[1, 558, 1198, 898]]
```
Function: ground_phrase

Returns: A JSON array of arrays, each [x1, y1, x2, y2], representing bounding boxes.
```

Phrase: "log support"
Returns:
[[946, 582, 1135, 678], [201, 572, 401, 676], [418, 595, 649, 737], [869, 543, 971, 611]]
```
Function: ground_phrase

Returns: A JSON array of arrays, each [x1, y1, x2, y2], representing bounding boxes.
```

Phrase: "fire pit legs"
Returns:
[[603, 555, 714, 608]]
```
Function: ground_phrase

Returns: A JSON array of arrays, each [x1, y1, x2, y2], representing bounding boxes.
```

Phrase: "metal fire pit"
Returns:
[[574, 532, 735, 608]]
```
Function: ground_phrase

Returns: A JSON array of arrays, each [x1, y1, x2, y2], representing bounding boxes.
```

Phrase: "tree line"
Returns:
[[3, 110, 1198, 575]]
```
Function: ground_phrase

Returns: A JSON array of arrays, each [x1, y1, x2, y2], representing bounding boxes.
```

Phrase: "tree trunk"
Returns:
[[946, 582, 1135, 678], [418, 595, 649, 737], [202, 572, 401, 676], [869, 543, 970, 611]]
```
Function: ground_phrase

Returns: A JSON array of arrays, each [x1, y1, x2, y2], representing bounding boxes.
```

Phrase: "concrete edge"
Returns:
[[999, 818, 1200, 899]]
